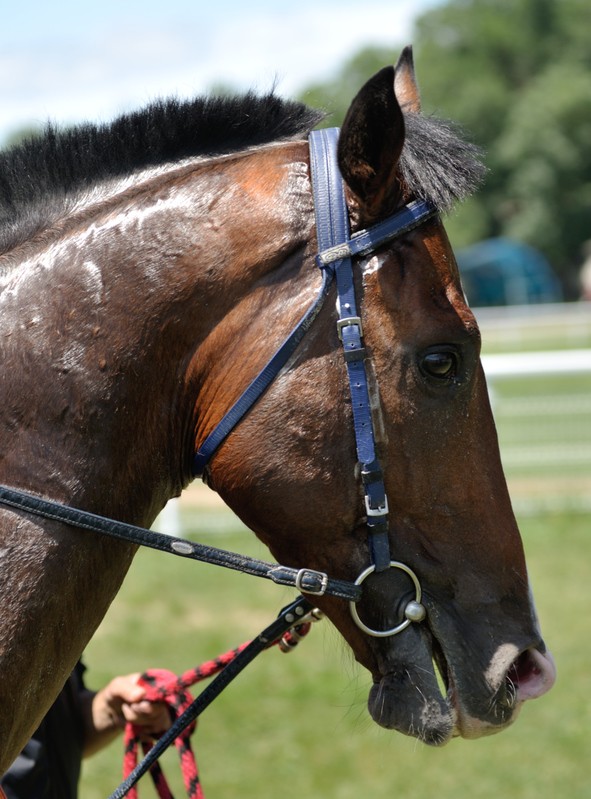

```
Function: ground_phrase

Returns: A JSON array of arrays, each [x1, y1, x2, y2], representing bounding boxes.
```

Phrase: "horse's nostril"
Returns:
[[508, 647, 557, 702], [508, 650, 534, 683]]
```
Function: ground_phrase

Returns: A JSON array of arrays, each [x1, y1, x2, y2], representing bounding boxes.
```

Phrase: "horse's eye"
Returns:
[[420, 349, 458, 380]]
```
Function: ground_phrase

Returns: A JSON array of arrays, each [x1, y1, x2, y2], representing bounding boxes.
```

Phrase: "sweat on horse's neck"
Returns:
[[0, 143, 317, 523]]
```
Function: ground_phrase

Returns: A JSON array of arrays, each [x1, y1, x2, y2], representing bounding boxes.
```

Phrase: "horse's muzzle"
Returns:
[[449, 644, 557, 740], [367, 628, 556, 746]]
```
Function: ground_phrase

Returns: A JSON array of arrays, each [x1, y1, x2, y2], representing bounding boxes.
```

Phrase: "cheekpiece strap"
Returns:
[[309, 128, 391, 572]]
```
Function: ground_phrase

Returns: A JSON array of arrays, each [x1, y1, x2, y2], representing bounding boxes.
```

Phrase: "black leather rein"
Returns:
[[0, 483, 361, 602]]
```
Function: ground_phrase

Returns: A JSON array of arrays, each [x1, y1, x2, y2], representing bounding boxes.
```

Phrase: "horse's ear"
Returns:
[[337, 65, 405, 218], [394, 45, 421, 114]]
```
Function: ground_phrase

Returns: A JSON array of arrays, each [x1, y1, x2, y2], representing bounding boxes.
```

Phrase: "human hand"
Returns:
[[94, 673, 172, 735], [84, 673, 171, 756]]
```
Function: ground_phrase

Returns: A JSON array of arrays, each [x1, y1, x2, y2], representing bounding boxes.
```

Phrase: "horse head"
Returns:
[[198, 49, 555, 744]]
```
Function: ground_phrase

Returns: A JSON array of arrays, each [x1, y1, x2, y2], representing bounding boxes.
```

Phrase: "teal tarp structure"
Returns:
[[456, 238, 562, 307]]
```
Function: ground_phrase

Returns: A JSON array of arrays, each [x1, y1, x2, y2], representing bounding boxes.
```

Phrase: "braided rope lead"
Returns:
[[120, 605, 322, 798]]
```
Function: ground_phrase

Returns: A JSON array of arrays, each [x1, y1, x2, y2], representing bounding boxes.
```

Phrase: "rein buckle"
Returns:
[[295, 568, 329, 596]]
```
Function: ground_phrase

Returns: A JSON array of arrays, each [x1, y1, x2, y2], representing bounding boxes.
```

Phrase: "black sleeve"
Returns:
[[1, 662, 87, 799]]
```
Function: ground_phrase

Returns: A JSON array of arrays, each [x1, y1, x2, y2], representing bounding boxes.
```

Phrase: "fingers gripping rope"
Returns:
[[123, 648, 247, 799], [122, 616, 318, 798]]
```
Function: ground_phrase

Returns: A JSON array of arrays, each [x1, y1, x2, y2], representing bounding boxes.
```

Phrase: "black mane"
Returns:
[[0, 92, 323, 253], [0, 89, 483, 255]]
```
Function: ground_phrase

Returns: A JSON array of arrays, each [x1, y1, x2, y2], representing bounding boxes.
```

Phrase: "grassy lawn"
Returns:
[[80, 504, 589, 799]]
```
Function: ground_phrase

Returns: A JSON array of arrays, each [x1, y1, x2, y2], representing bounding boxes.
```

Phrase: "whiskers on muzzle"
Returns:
[[368, 669, 455, 747]]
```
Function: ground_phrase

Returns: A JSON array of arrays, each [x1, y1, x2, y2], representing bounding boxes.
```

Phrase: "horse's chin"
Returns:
[[368, 671, 455, 746], [367, 675, 513, 747], [366, 626, 456, 746]]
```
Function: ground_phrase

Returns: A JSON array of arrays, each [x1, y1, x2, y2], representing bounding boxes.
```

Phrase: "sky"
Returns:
[[0, 0, 441, 146]]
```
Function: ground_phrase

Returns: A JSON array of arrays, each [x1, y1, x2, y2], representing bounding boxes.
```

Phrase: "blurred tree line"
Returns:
[[299, 0, 590, 297]]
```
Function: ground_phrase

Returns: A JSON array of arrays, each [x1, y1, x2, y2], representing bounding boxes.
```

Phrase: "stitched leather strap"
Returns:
[[316, 198, 437, 267], [192, 267, 333, 476], [0, 484, 361, 602], [191, 129, 436, 576], [309, 128, 392, 571]]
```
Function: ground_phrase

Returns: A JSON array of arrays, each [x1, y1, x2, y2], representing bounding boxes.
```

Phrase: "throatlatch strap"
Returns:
[[192, 268, 333, 475], [308, 128, 390, 572]]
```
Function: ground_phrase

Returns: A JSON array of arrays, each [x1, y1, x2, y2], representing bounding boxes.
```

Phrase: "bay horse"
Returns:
[[0, 47, 555, 774]]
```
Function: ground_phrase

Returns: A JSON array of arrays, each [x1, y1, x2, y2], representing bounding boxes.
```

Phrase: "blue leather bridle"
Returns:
[[194, 127, 437, 636]]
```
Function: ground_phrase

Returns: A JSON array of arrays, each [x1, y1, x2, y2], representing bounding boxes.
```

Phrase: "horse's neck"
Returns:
[[0, 145, 315, 521]]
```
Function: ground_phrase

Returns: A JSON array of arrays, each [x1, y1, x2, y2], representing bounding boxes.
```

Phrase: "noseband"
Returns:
[[194, 128, 436, 636], [0, 128, 437, 638]]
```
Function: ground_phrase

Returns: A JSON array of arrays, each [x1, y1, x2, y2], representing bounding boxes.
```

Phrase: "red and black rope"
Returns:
[[123, 620, 315, 798]]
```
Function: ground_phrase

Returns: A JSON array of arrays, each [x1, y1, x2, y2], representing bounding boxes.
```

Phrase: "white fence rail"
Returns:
[[482, 345, 591, 513], [476, 302, 591, 351], [482, 349, 591, 378]]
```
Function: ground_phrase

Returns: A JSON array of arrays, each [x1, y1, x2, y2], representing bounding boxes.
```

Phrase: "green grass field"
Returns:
[[80, 504, 589, 799]]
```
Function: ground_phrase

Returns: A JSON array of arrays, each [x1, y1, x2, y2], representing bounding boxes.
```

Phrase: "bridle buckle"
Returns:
[[336, 316, 363, 340], [364, 494, 389, 517]]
